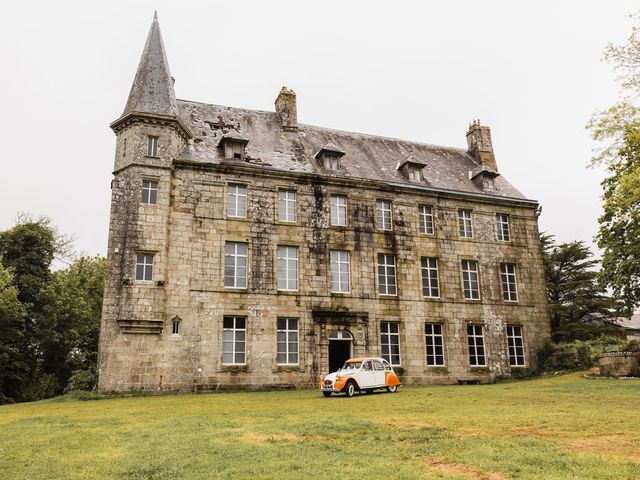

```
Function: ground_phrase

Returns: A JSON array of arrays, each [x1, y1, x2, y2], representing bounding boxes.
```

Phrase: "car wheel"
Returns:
[[345, 381, 356, 397], [386, 385, 398, 393], [322, 391, 332, 397]]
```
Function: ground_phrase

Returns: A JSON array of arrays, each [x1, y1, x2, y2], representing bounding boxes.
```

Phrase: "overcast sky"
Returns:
[[0, 1, 636, 258]]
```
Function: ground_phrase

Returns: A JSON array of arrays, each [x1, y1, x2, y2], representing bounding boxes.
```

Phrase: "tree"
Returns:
[[0, 261, 27, 404], [587, 14, 640, 314], [596, 127, 640, 315], [541, 234, 619, 341], [38, 256, 106, 391]]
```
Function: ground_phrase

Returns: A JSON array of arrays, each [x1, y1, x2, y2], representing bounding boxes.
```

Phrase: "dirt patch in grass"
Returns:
[[423, 458, 505, 480], [241, 432, 302, 443], [569, 434, 640, 462]]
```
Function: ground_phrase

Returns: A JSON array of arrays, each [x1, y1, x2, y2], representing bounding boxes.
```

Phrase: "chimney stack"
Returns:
[[275, 86, 298, 131], [466, 120, 497, 171]]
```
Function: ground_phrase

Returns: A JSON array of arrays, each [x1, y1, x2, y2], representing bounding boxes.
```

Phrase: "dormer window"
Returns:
[[218, 130, 249, 160], [469, 166, 500, 192], [315, 143, 345, 172], [397, 154, 427, 183]]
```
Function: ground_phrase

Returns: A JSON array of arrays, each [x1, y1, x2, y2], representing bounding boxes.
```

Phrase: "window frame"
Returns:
[[222, 316, 246, 365], [224, 242, 248, 289], [418, 205, 435, 235], [496, 213, 511, 242], [467, 324, 486, 366], [277, 245, 299, 292], [506, 325, 526, 367], [500, 263, 518, 302], [377, 253, 397, 296], [420, 257, 440, 298], [278, 190, 297, 223], [276, 318, 299, 365], [380, 321, 401, 366], [375, 200, 393, 231], [461, 259, 481, 300], [171, 318, 181, 336], [425, 323, 445, 366], [135, 253, 154, 282], [147, 136, 159, 157], [330, 250, 351, 294], [458, 209, 473, 238], [141, 179, 158, 205], [227, 184, 248, 218], [330, 195, 348, 227]]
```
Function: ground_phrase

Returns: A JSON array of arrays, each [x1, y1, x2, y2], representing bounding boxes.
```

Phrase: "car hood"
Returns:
[[324, 371, 355, 382]]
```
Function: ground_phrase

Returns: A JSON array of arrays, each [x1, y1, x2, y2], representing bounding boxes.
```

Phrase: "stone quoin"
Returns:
[[97, 13, 551, 392]]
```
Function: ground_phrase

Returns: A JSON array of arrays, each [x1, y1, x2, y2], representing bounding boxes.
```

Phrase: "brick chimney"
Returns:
[[466, 120, 497, 171], [275, 86, 298, 131]]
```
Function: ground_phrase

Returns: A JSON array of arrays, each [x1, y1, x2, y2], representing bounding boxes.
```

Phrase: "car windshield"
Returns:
[[340, 361, 361, 370]]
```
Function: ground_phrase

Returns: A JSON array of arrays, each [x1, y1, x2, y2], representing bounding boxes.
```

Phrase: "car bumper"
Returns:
[[320, 386, 341, 393]]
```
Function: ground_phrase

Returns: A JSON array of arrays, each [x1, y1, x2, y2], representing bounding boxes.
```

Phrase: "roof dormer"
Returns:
[[218, 130, 249, 160], [397, 154, 427, 183], [315, 143, 345, 171], [469, 165, 500, 191]]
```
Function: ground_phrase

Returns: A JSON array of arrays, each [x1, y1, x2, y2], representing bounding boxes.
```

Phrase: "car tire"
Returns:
[[322, 391, 332, 397], [386, 385, 398, 393], [345, 381, 356, 397]]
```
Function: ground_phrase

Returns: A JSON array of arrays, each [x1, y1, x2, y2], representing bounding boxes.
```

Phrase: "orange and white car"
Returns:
[[319, 357, 402, 397]]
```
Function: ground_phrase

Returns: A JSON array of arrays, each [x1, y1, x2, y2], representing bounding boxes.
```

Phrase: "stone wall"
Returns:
[[599, 352, 640, 377], [98, 155, 551, 392]]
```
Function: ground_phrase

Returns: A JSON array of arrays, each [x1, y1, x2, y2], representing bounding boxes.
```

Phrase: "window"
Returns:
[[467, 324, 486, 366], [277, 246, 298, 291], [420, 257, 440, 298], [227, 184, 247, 218], [419, 205, 434, 235], [376, 200, 392, 231], [496, 213, 510, 241], [224, 142, 245, 160], [330, 195, 347, 226], [135, 253, 154, 281], [330, 250, 350, 293], [278, 190, 296, 222], [458, 209, 473, 238], [500, 263, 518, 302], [377, 253, 397, 295], [277, 318, 298, 365], [147, 136, 158, 157], [408, 168, 422, 182], [380, 321, 401, 366], [461, 260, 480, 300], [324, 154, 340, 170], [507, 325, 526, 366], [224, 242, 247, 288], [141, 180, 158, 204], [425, 324, 445, 366], [171, 317, 181, 335], [222, 316, 246, 365]]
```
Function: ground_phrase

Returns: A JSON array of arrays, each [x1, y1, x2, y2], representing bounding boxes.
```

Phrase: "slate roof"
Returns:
[[119, 12, 178, 119], [175, 100, 531, 201]]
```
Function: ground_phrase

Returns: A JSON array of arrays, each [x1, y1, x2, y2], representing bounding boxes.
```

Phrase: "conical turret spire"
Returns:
[[120, 12, 178, 118]]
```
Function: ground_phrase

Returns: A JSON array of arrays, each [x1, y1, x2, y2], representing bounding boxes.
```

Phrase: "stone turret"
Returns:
[[466, 120, 497, 171], [110, 11, 192, 171]]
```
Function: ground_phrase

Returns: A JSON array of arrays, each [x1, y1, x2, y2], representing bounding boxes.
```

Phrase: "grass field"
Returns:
[[1, 372, 639, 479]]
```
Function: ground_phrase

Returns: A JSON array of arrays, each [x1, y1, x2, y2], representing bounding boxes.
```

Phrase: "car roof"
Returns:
[[346, 357, 388, 363]]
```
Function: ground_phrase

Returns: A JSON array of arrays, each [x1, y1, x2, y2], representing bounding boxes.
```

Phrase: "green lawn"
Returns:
[[1, 373, 639, 479]]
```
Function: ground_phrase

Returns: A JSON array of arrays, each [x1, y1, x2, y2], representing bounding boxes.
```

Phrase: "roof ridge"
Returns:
[[176, 98, 469, 154]]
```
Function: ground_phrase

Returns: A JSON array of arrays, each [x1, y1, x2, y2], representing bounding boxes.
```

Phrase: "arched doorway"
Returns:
[[328, 330, 353, 373]]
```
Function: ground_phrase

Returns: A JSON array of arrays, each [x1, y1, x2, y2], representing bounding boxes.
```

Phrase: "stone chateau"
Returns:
[[98, 13, 550, 392]]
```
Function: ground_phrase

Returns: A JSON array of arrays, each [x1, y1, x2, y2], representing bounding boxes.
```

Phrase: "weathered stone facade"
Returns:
[[98, 14, 550, 392]]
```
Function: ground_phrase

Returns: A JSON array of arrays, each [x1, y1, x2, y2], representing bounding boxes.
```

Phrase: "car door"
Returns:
[[372, 360, 386, 387], [359, 360, 375, 388]]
